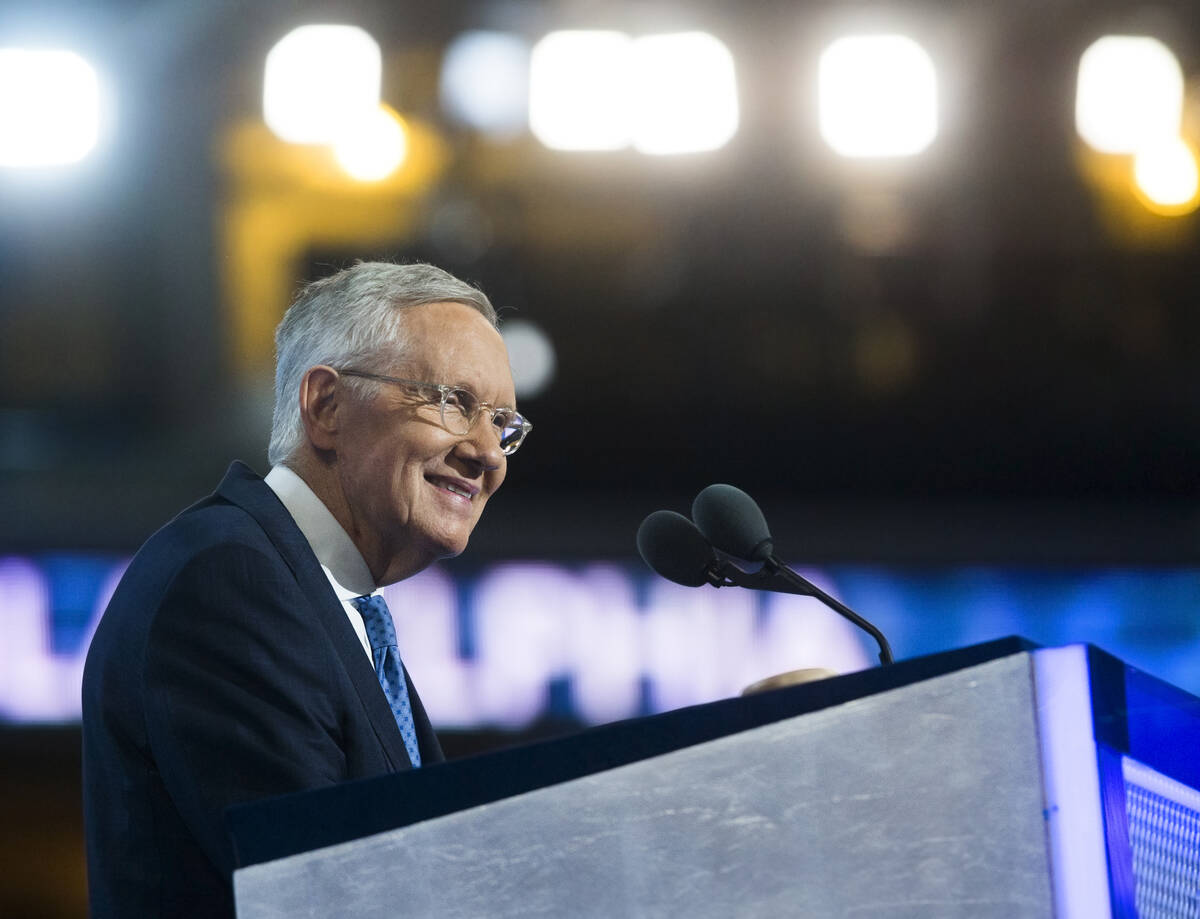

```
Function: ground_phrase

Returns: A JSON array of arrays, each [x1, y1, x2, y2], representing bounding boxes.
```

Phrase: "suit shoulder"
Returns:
[[88, 498, 289, 651]]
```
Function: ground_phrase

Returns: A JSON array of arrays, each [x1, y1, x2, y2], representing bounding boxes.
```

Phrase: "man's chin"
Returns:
[[424, 529, 471, 562], [375, 531, 470, 584], [435, 542, 467, 560]]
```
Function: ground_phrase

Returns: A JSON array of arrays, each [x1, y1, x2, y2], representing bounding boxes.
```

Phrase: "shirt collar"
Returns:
[[264, 464, 377, 598]]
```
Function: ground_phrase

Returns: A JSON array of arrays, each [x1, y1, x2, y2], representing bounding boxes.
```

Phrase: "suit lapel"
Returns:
[[214, 462, 413, 771]]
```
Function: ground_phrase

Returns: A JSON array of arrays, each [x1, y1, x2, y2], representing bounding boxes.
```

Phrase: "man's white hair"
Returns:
[[267, 261, 498, 466]]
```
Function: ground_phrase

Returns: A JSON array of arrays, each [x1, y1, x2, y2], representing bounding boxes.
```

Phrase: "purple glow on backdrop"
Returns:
[[0, 555, 869, 727], [3, 555, 1199, 728], [381, 566, 471, 725], [0, 557, 71, 720]]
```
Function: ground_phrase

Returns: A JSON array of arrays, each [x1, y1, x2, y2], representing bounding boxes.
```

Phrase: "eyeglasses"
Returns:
[[337, 369, 532, 456]]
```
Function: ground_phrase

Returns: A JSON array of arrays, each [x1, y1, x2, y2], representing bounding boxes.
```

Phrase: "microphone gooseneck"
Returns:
[[763, 562, 894, 666]]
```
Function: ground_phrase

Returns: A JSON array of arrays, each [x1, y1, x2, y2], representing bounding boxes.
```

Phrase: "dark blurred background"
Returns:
[[3, 0, 1200, 914]]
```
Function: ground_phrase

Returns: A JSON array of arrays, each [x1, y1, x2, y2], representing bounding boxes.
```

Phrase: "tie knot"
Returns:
[[351, 593, 398, 651]]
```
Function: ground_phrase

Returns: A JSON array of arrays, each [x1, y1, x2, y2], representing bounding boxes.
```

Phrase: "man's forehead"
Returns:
[[402, 301, 498, 341], [399, 303, 514, 394]]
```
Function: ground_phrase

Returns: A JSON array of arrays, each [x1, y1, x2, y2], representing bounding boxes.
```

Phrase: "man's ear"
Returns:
[[298, 365, 342, 452]]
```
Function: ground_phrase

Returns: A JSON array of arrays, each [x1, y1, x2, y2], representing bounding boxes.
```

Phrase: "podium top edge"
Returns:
[[229, 636, 1044, 868], [229, 637, 1200, 871]]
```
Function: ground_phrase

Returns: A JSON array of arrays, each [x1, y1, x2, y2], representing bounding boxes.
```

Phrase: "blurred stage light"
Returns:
[[0, 48, 101, 168], [440, 31, 530, 137], [1075, 36, 1182, 154], [529, 30, 738, 154], [332, 105, 407, 181], [631, 32, 738, 155], [529, 30, 634, 151], [263, 25, 381, 144], [818, 34, 938, 158], [501, 319, 557, 398], [1132, 137, 1200, 215]]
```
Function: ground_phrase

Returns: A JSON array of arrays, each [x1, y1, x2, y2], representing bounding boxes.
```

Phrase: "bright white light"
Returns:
[[0, 48, 101, 167], [1076, 36, 1182, 154], [818, 34, 938, 158], [332, 106, 407, 181], [501, 319, 556, 398], [529, 30, 635, 151], [631, 32, 739, 155], [1133, 137, 1199, 209], [263, 24, 381, 144], [440, 31, 530, 137]]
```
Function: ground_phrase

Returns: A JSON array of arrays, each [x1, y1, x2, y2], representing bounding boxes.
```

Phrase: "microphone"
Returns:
[[691, 483, 773, 562], [636, 510, 724, 587], [691, 484, 894, 666]]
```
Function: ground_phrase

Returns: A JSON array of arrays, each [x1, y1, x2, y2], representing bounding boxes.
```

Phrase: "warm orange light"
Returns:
[[332, 106, 408, 181], [1132, 137, 1200, 217]]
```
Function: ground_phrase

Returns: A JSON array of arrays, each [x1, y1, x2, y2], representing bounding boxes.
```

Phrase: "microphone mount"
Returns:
[[642, 483, 896, 667], [704, 556, 893, 666]]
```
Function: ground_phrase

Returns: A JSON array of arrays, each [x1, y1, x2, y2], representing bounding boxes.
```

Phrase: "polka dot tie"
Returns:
[[351, 594, 422, 768]]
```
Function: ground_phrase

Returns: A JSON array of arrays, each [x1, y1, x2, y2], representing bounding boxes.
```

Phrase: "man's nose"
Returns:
[[457, 416, 505, 472]]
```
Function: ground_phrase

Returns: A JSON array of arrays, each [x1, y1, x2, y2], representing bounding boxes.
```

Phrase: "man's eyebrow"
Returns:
[[449, 379, 517, 406]]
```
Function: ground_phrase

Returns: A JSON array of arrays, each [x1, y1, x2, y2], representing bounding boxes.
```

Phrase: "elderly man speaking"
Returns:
[[82, 262, 530, 918]]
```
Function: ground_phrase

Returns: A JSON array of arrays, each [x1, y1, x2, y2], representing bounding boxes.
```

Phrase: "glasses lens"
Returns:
[[441, 389, 476, 435], [496, 412, 529, 455]]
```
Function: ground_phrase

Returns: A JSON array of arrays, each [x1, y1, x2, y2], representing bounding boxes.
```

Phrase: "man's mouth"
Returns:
[[428, 475, 477, 500]]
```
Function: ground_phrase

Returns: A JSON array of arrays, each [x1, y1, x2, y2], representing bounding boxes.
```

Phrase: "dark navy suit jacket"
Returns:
[[82, 462, 443, 918]]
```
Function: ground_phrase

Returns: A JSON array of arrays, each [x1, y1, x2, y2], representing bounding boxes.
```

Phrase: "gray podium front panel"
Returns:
[[235, 653, 1054, 918]]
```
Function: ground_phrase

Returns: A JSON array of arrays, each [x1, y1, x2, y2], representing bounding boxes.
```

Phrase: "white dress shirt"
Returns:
[[264, 464, 378, 661]]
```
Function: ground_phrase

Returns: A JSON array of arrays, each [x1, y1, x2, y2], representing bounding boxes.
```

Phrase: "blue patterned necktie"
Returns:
[[351, 594, 422, 767]]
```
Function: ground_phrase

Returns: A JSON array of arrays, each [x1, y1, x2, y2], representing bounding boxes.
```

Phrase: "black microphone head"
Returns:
[[692, 483, 774, 562], [636, 510, 718, 587]]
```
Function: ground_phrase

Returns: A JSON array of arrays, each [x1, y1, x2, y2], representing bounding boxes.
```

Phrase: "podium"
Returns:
[[228, 638, 1200, 918]]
